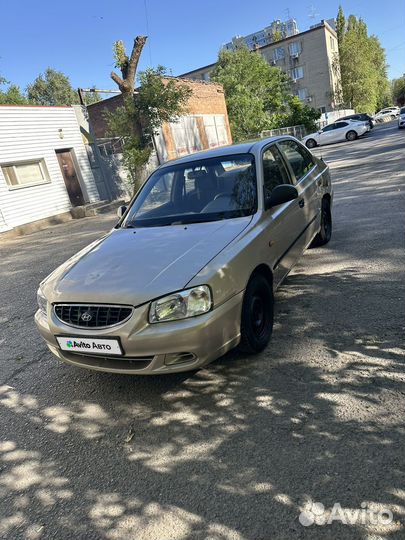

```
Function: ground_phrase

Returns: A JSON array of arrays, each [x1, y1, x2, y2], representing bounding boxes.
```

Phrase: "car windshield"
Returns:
[[401, 107, 405, 114], [122, 154, 257, 228]]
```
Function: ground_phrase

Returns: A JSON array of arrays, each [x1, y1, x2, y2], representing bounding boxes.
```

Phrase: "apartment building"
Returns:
[[179, 20, 341, 113], [223, 18, 299, 51]]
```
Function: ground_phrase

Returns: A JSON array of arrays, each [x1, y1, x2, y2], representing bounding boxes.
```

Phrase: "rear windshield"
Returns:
[[122, 154, 257, 228]]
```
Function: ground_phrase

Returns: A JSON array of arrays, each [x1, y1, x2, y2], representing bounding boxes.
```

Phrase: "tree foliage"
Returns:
[[392, 75, 405, 106], [274, 96, 321, 132], [1, 69, 99, 106], [104, 96, 152, 189], [336, 5, 345, 48], [211, 47, 290, 141], [27, 68, 79, 105], [0, 77, 28, 105], [107, 58, 192, 191], [137, 67, 192, 134], [336, 7, 390, 113]]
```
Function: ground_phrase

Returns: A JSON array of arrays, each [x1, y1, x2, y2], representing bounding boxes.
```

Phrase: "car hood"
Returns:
[[42, 217, 252, 306]]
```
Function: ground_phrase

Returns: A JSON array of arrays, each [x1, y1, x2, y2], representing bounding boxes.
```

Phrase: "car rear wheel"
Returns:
[[239, 273, 274, 354], [311, 198, 332, 247], [346, 130, 357, 141], [305, 138, 317, 149]]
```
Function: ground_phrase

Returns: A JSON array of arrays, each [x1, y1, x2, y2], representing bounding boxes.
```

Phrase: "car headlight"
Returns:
[[37, 287, 48, 315], [149, 286, 212, 323]]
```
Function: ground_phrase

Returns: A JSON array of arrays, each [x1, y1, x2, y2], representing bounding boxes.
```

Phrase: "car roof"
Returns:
[[157, 136, 290, 169]]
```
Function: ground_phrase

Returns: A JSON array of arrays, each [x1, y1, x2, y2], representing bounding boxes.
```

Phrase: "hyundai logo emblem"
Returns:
[[81, 312, 93, 322]]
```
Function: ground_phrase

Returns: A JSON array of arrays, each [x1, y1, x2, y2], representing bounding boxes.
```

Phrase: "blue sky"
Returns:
[[1, 0, 404, 93]]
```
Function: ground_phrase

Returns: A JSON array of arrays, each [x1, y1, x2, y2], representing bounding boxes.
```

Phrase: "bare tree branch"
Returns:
[[126, 36, 147, 88], [110, 35, 148, 96], [110, 71, 124, 90]]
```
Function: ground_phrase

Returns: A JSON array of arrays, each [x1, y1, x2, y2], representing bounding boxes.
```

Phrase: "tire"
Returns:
[[239, 273, 274, 354], [346, 130, 357, 141], [311, 198, 332, 247], [305, 138, 317, 149]]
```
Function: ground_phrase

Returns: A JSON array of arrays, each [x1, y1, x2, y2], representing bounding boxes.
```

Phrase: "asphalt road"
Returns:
[[0, 122, 404, 540]]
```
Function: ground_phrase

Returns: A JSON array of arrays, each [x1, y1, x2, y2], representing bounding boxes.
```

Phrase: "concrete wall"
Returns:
[[0, 106, 99, 232]]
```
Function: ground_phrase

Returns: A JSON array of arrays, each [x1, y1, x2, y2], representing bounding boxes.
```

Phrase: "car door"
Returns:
[[277, 139, 321, 250], [261, 143, 309, 285], [319, 123, 337, 145], [333, 121, 350, 142]]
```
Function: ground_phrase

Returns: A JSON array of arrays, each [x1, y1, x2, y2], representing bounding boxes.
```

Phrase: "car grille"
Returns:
[[54, 304, 133, 328]]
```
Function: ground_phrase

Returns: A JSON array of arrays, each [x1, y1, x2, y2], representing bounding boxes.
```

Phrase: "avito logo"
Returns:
[[66, 340, 91, 349]]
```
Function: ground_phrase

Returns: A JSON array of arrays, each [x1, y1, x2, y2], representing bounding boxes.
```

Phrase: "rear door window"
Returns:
[[335, 122, 349, 128], [277, 140, 315, 183]]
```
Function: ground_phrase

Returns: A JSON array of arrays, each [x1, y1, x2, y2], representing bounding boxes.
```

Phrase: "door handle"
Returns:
[[299, 199, 305, 208]]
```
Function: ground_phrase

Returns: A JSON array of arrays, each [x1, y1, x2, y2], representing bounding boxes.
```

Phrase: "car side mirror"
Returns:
[[117, 205, 127, 218], [265, 184, 298, 209]]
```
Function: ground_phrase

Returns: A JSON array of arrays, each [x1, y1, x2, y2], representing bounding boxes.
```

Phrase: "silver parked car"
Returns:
[[303, 119, 369, 148], [35, 137, 333, 374]]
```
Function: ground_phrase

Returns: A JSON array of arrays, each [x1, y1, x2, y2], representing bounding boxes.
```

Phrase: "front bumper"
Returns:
[[398, 118, 405, 128], [35, 292, 244, 374]]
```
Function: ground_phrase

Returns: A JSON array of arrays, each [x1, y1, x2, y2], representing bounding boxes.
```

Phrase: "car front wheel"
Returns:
[[305, 138, 317, 149], [346, 130, 357, 141], [239, 273, 274, 354]]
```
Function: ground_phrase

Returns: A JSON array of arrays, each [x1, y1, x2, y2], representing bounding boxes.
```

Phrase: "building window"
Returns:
[[297, 88, 308, 100], [288, 41, 302, 56], [273, 47, 285, 61], [330, 36, 335, 50], [290, 66, 304, 80], [1, 159, 50, 189]]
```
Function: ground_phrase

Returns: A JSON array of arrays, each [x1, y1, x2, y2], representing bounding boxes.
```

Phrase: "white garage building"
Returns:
[[0, 105, 100, 233]]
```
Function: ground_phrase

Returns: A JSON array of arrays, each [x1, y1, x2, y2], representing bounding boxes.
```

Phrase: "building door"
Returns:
[[56, 150, 85, 206]]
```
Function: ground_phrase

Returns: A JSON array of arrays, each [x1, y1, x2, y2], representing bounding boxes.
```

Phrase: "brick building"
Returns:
[[87, 78, 232, 163]]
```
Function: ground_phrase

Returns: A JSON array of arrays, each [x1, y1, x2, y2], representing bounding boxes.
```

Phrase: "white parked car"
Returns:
[[302, 120, 369, 149], [398, 107, 405, 129], [374, 108, 399, 121]]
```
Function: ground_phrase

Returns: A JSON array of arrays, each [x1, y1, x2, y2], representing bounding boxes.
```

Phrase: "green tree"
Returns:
[[336, 5, 345, 48], [369, 36, 391, 109], [211, 47, 290, 141], [392, 75, 405, 106], [106, 37, 192, 191], [337, 8, 389, 113], [0, 77, 28, 105], [27, 68, 79, 106], [276, 96, 320, 132]]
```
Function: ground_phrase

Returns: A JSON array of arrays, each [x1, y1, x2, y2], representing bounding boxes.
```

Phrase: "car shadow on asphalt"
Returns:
[[1, 257, 404, 540], [0, 123, 404, 540]]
